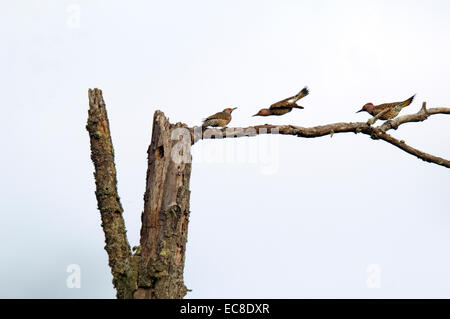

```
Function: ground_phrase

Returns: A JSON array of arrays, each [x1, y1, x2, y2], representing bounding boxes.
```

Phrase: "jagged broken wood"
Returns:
[[86, 89, 450, 299], [134, 111, 192, 299]]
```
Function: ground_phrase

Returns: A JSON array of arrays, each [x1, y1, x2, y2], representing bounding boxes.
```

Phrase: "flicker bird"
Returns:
[[253, 87, 309, 117], [202, 107, 237, 128], [356, 95, 415, 120]]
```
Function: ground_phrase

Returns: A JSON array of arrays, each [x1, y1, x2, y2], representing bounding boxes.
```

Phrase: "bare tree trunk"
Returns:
[[134, 111, 192, 299], [86, 89, 191, 299], [86, 89, 137, 298], [87, 90, 191, 299]]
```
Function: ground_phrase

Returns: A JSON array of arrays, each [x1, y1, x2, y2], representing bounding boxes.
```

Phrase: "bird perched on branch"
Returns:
[[202, 107, 237, 128], [253, 87, 309, 117], [356, 95, 415, 120]]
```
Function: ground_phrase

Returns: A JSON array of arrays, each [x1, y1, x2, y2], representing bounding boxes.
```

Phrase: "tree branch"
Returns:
[[86, 89, 137, 298], [135, 111, 192, 299], [375, 131, 450, 168], [190, 102, 450, 169], [367, 107, 391, 126], [380, 102, 450, 131]]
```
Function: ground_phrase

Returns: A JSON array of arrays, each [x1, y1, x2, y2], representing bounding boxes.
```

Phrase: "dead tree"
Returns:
[[86, 88, 450, 298]]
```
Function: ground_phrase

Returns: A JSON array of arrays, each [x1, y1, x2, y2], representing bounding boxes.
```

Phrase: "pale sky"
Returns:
[[1, 0, 450, 298]]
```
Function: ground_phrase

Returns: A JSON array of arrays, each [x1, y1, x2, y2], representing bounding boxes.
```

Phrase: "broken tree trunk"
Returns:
[[134, 111, 192, 299], [87, 89, 192, 299], [86, 89, 136, 298]]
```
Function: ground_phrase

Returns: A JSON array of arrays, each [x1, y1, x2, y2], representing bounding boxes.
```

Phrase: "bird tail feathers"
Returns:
[[295, 86, 309, 101], [401, 94, 415, 108]]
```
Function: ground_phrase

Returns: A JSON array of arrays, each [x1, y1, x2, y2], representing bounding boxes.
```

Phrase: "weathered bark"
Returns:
[[87, 90, 192, 299], [134, 111, 192, 299], [86, 89, 137, 298]]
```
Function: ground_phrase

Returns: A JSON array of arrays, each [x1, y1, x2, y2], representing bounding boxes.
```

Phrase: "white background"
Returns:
[[1, 0, 450, 298]]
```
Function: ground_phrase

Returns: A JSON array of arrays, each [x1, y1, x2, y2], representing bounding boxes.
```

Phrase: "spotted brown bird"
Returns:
[[253, 87, 309, 117], [202, 107, 237, 128], [357, 95, 415, 120]]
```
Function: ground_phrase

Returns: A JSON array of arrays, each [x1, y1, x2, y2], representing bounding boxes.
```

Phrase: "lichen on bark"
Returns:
[[87, 88, 137, 298], [88, 91, 192, 299], [134, 111, 192, 299]]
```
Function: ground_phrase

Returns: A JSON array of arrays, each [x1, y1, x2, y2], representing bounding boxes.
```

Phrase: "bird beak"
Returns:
[[356, 109, 364, 113], [232, 107, 237, 112], [252, 113, 258, 117]]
